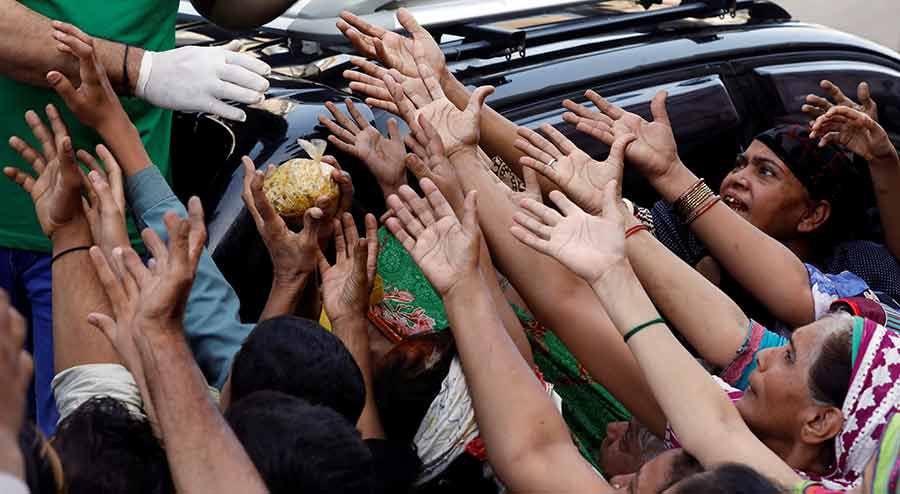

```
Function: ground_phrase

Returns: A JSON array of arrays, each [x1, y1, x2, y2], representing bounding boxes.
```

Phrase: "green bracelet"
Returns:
[[623, 317, 665, 343]]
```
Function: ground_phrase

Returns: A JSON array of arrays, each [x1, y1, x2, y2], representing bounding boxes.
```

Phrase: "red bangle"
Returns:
[[685, 196, 721, 225], [625, 224, 649, 238]]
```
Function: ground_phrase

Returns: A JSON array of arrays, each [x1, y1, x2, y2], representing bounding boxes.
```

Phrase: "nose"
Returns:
[[610, 472, 635, 491], [756, 347, 772, 371], [726, 166, 752, 191]]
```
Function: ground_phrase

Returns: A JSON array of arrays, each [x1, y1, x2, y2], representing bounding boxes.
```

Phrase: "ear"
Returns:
[[799, 405, 844, 445], [797, 200, 831, 234]]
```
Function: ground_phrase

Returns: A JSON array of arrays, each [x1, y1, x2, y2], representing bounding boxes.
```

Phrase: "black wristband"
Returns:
[[51, 246, 91, 265], [121, 44, 131, 96]]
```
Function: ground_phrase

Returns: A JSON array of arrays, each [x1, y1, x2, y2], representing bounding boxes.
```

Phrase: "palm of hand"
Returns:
[[322, 262, 369, 320], [842, 125, 893, 161], [268, 228, 319, 279], [549, 215, 625, 284], [382, 31, 445, 79], [132, 273, 192, 328], [410, 217, 478, 295], [614, 115, 678, 179], [418, 98, 477, 155], [32, 160, 82, 236], [356, 127, 406, 186], [557, 152, 615, 214]]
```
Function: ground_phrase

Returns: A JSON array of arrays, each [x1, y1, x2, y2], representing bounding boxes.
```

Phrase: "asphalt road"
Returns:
[[775, 0, 898, 51]]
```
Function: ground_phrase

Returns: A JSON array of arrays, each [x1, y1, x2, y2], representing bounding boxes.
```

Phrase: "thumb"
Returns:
[[87, 312, 119, 344], [608, 133, 636, 169], [303, 206, 324, 239], [650, 91, 670, 126], [48, 71, 79, 108], [600, 180, 622, 222], [522, 166, 541, 198], [466, 85, 495, 115], [858, 81, 872, 106], [405, 153, 431, 180]]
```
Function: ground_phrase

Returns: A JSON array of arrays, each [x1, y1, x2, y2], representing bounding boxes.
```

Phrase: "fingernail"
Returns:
[[63, 138, 72, 151], [112, 247, 122, 256], [87, 314, 98, 324], [46, 72, 60, 84], [238, 112, 247, 122], [89, 171, 99, 182]]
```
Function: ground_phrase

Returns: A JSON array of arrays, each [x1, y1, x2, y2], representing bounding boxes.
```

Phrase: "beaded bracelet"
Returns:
[[623, 317, 666, 343]]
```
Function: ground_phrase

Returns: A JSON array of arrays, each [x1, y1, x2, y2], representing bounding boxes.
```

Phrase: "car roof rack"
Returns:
[[178, 0, 789, 60]]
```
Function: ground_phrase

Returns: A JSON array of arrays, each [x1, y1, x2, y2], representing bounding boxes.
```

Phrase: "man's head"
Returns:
[[225, 390, 375, 494], [600, 420, 668, 477], [608, 449, 703, 493], [50, 396, 174, 494], [719, 125, 861, 244], [223, 316, 365, 423]]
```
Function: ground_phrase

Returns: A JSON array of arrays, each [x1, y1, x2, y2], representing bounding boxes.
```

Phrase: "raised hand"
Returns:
[[337, 8, 446, 82], [80, 145, 129, 260], [46, 21, 127, 133], [383, 60, 493, 156], [343, 57, 431, 116], [563, 90, 680, 182], [510, 182, 626, 287], [241, 156, 324, 283], [385, 179, 479, 296], [803, 80, 878, 123], [4, 106, 84, 237], [404, 113, 466, 208], [810, 106, 896, 163], [318, 213, 378, 326], [0, 290, 32, 480], [515, 123, 635, 214], [319, 99, 407, 195]]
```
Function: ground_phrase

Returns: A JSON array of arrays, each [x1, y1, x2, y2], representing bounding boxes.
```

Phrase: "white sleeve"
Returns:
[[0, 473, 29, 494]]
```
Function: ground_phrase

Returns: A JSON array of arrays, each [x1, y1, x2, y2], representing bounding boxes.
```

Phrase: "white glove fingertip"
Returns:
[[225, 51, 271, 76], [208, 100, 247, 122]]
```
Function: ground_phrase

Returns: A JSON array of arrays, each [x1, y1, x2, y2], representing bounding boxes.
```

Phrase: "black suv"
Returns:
[[171, 0, 900, 319]]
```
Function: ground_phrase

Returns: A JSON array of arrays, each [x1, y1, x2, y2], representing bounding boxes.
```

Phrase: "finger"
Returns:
[[576, 122, 615, 145], [89, 246, 127, 307], [2, 167, 35, 194], [386, 117, 402, 142], [224, 51, 271, 76], [820, 80, 849, 104], [405, 134, 427, 160], [325, 100, 361, 134], [319, 113, 358, 144], [520, 156, 560, 183], [346, 72, 392, 99], [47, 70, 81, 110], [512, 211, 553, 240], [334, 170, 354, 215], [6, 304, 26, 352], [650, 91, 670, 126], [364, 96, 400, 116], [141, 228, 169, 268], [113, 248, 139, 297], [509, 225, 551, 255], [522, 165, 542, 198], [521, 197, 562, 226], [340, 25, 379, 59], [397, 8, 427, 37], [340, 11, 389, 38], [467, 86, 495, 117], [8, 136, 47, 173], [364, 213, 378, 282], [349, 56, 388, 79], [540, 123, 576, 154], [215, 81, 265, 105], [77, 149, 105, 176], [405, 153, 431, 180], [205, 99, 247, 122], [316, 248, 331, 274], [187, 196, 207, 266], [303, 206, 324, 238], [345, 98, 372, 129], [24, 110, 57, 161], [342, 212, 360, 252], [122, 247, 152, 288], [801, 104, 826, 118], [45, 104, 71, 151], [819, 131, 844, 148], [219, 63, 270, 93], [514, 130, 557, 162], [857, 81, 872, 107], [241, 157, 265, 225], [585, 90, 624, 119], [400, 186, 436, 226], [418, 114, 446, 156], [382, 75, 418, 128], [385, 217, 415, 252], [607, 133, 636, 167], [417, 62, 445, 100], [548, 189, 581, 217], [249, 166, 281, 224], [805, 94, 832, 112], [520, 126, 563, 159], [562, 99, 613, 126], [333, 217, 347, 259], [86, 312, 118, 343], [387, 188, 426, 237], [163, 212, 191, 271], [599, 180, 622, 223], [326, 134, 358, 156], [95, 144, 124, 209], [419, 178, 456, 220]]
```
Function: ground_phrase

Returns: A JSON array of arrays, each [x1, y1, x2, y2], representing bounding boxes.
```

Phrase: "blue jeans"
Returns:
[[0, 247, 58, 435]]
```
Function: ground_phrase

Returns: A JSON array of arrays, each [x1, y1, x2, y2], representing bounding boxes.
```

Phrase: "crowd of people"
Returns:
[[0, 4, 899, 494]]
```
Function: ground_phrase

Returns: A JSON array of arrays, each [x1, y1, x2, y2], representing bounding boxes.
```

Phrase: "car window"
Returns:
[[754, 61, 900, 143], [506, 74, 742, 204]]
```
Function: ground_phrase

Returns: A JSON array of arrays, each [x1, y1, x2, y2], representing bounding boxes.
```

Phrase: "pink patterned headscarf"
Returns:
[[818, 314, 900, 489]]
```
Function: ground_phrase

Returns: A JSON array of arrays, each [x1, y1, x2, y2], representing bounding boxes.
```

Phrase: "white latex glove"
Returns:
[[135, 41, 271, 122]]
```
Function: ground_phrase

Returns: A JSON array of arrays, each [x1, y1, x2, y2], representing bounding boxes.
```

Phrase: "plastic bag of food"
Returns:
[[263, 139, 339, 218]]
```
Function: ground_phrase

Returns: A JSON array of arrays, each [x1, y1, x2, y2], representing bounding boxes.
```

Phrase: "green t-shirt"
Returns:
[[0, 0, 178, 252]]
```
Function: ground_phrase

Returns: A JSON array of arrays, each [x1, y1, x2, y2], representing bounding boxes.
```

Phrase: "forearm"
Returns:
[[479, 239, 534, 365], [868, 152, 900, 260], [331, 315, 384, 439], [0, 433, 24, 482], [97, 117, 153, 178], [625, 218, 748, 367], [450, 148, 667, 436], [259, 276, 310, 321], [653, 163, 814, 327], [140, 331, 267, 494], [0, 1, 140, 91], [51, 220, 121, 373]]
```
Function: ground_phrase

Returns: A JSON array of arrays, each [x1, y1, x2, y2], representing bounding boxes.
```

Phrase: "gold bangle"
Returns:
[[674, 179, 715, 222]]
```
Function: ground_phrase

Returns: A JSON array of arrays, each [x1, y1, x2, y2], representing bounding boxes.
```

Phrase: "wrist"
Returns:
[[378, 179, 406, 199], [51, 216, 92, 253], [126, 46, 145, 96], [589, 258, 632, 292], [651, 159, 697, 203], [271, 272, 309, 291], [441, 269, 484, 302]]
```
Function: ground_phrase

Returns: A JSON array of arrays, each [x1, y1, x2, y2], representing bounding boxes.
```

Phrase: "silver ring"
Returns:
[[547, 158, 558, 169]]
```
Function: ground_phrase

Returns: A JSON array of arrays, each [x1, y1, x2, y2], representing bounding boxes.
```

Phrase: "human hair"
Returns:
[[670, 463, 786, 493], [658, 451, 705, 491], [19, 423, 61, 494], [373, 331, 456, 444], [808, 313, 854, 408], [225, 390, 375, 494], [229, 315, 365, 423], [51, 396, 174, 494]]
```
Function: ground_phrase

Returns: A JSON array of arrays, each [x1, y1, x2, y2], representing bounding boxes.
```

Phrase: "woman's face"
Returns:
[[719, 140, 815, 240], [735, 322, 831, 441]]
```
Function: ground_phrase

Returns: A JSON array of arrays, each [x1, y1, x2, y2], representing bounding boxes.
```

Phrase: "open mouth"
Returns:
[[722, 193, 749, 213]]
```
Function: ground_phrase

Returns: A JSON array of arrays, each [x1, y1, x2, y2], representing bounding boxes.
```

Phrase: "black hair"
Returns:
[[670, 463, 786, 493], [373, 331, 456, 444], [658, 451, 705, 491], [229, 315, 366, 423], [225, 390, 375, 494], [19, 423, 61, 494], [51, 396, 173, 494]]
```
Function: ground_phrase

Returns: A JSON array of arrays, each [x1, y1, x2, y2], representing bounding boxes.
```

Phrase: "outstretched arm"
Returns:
[[386, 179, 608, 493], [568, 90, 816, 327], [512, 181, 800, 486]]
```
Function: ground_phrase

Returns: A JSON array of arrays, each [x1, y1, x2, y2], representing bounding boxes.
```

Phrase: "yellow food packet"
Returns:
[[263, 139, 339, 218]]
